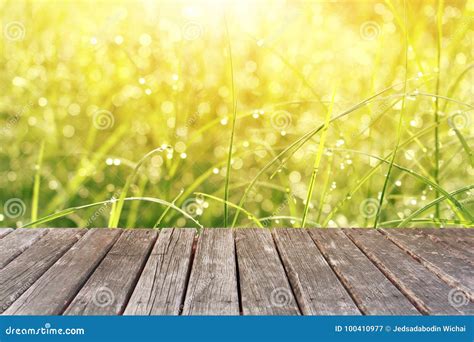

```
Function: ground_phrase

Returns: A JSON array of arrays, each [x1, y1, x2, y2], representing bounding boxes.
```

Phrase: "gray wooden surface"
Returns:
[[4, 229, 120, 315], [236, 229, 300, 315], [0, 228, 13, 239], [183, 229, 239, 315], [0, 228, 85, 313], [0, 227, 472, 315], [124, 228, 195, 315], [274, 228, 360, 315], [346, 229, 474, 315], [308, 229, 419, 315], [381, 228, 474, 301], [0, 228, 48, 269], [64, 229, 158, 315]]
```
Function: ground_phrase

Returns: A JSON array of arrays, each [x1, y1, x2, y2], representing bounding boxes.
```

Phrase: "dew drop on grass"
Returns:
[[404, 150, 415, 160]]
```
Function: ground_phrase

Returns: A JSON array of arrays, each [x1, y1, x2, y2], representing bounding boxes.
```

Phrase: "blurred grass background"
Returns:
[[0, 0, 472, 229]]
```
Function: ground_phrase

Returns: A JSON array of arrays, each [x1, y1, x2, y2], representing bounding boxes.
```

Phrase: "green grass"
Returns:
[[0, 1, 473, 229]]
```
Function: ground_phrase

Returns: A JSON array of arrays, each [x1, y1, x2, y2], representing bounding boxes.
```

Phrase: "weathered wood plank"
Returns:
[[308, 229, 419, 315], [0, 228, 13, 239], [4, 229, 121, 315], [236, 229, 300, 315], [183, 229, 239, 315], [64, 229, 158, 315], [0, 228, 49, 269], [345, 229, 474, 315], [273, 229, 360, 315], [0, 228, 85, 313], [417, 229, 474, 261], [417, 228, 474, 238], [124, 228, 195, 315], [381, 229, 474, 301]]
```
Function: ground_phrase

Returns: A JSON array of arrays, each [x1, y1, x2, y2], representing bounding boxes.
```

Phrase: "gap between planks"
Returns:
[[0, 228, 472, 315]]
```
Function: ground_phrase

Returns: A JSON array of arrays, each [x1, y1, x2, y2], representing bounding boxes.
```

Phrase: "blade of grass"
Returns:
[[453, 127, 474, 167], [230, 82, 409, 227], [46, 124, 128, 212], [433, 0, 444, 221], [301, 85, 336, 227], [196, 192, 263, 228], [223, 15, 238, 228], [397, 184, 474, 227], [153, 189, 184, 228], [259, 215, 320, 227], [373, 0, 408, 228], [322, 122, 440, 226], [31, 140, 45, 227], [22, 196, 202, 228], [335, 148, 474, 223], [108, 146, 169, 228], [316, 154, 333, 224], [125, 176, 148, 228]]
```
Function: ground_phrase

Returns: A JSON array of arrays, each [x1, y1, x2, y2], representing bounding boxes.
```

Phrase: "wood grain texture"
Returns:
[[0, 228, 13, 239], [308, 229, 419, 315], [4, 229, 121, 315], [124, 228, 195, 315], [381, 229, 474, 301], [273, 228, 360, 315], [345, 229, 474, 315], [0, 228, 49, 269], [0, 228, 85, 313], [64, 229, 158, 315], [183, 229, 239, 315], [414, 229, 474, 261], [236, 229, 300, 315]]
